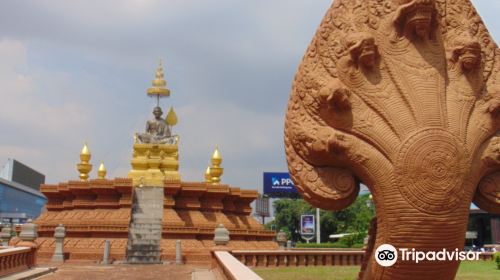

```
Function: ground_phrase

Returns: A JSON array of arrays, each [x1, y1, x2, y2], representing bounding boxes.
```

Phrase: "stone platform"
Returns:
[[34, 178, 277, 263]]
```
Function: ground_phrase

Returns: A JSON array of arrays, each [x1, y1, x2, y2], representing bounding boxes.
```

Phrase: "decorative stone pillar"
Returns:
[[19, 220, 38, 242], [213, 224, 230, 246], [175, 240, 182, 265], [52, 224, 66, 262], [17, 219, 38, 266], [276, 230, 287, 249], [102, 240, 110, 265], [286, 240, 292, 250], [0, 226, 11, 246]]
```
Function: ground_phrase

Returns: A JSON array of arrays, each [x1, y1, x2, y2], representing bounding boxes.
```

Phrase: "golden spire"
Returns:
[[147, 60, 171, 100], [205, 166, 212, 183], [77, 142, 92, 181], [80, 143, 90, 162], [166, 106, 178, 126], [209, 146, 223, 184], [211, 146, 222, 166], [98, 162, 107, 179]]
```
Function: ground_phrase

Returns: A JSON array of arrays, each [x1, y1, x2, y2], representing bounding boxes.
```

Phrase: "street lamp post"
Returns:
[[316, 208, 320, 244]]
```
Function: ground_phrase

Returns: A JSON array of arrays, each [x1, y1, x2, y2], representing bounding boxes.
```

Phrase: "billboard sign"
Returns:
[[300, 214, 315, 236], [0, 159, 45, 190], [263, 172, 298, 197]]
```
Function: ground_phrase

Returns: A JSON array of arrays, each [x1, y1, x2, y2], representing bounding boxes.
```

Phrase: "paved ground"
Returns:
[[34, 263, 214, 280], [191, 268, 217, 280], [2, 267, 57, 280]]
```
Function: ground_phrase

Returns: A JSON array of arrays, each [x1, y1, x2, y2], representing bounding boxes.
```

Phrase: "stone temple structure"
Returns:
[[285, 0, 500, 279], [33, 62, 276, 264]]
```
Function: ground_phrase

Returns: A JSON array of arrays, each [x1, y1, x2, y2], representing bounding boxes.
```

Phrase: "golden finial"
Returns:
[[209, 146, 223, 184], [77, 142, 92, 181], [205, 166, 212, 183], [80, 143, 91, 162], [153, 59, 166, 87], [211, 146, 222, 166], [98, 162, 107, 179], [147, 59, 170, 101], [166, 107, 178, 126]]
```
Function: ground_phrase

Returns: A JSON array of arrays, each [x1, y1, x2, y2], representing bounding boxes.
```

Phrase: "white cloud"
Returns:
[[0, 39, 90, 130], [0, 39, 27, 72], [0, 145, 45, 163], [0, 38, 94, 181], [0, 0, 498, 190]]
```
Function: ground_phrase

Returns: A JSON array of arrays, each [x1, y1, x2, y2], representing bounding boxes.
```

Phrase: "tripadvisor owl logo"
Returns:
[[375, 244, 398, 267], [374, 244, 481, 266]]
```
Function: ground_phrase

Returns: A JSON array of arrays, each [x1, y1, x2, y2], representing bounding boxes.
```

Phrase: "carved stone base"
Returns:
[[128, 143, 180, 186]]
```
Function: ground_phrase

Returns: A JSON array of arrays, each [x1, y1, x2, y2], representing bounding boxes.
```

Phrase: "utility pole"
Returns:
[[316, 208, 321, 244]]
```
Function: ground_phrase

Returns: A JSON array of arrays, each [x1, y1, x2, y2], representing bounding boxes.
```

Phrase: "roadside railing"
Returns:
[[230, 250, 365, 267], [0, 247, 37, 277], [479, 252, 495, 261]]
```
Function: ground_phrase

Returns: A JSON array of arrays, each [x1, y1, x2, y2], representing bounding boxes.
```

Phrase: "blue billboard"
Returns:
[[263, 172, 299, 198]]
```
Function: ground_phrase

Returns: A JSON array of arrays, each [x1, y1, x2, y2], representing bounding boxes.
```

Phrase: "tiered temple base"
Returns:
[[35, 178, 277, 263]]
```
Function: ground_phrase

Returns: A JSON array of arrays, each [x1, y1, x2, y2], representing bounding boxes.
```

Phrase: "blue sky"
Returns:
[[0, 0, 498, 191]]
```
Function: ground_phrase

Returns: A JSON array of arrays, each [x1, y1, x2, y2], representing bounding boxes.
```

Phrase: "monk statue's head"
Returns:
[[394, 0, 436, 40], [345, 32, 378, 68], [152, 106, 163, 119]]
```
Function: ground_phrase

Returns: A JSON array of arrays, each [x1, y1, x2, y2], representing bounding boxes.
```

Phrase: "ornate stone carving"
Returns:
[[284, 0, 499, 279], [449, 34, 482, 73], [474, 172, 500, 214], [393, 0, 437, 40]]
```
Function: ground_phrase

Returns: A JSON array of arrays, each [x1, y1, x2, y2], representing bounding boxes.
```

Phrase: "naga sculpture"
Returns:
[[284, 0, 500, 279]]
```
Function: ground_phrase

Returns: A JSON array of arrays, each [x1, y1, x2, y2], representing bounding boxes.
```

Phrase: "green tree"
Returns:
[[273, 198, 313, 241], [273, 194, 374, 244], [263, 220, 276, 231]]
